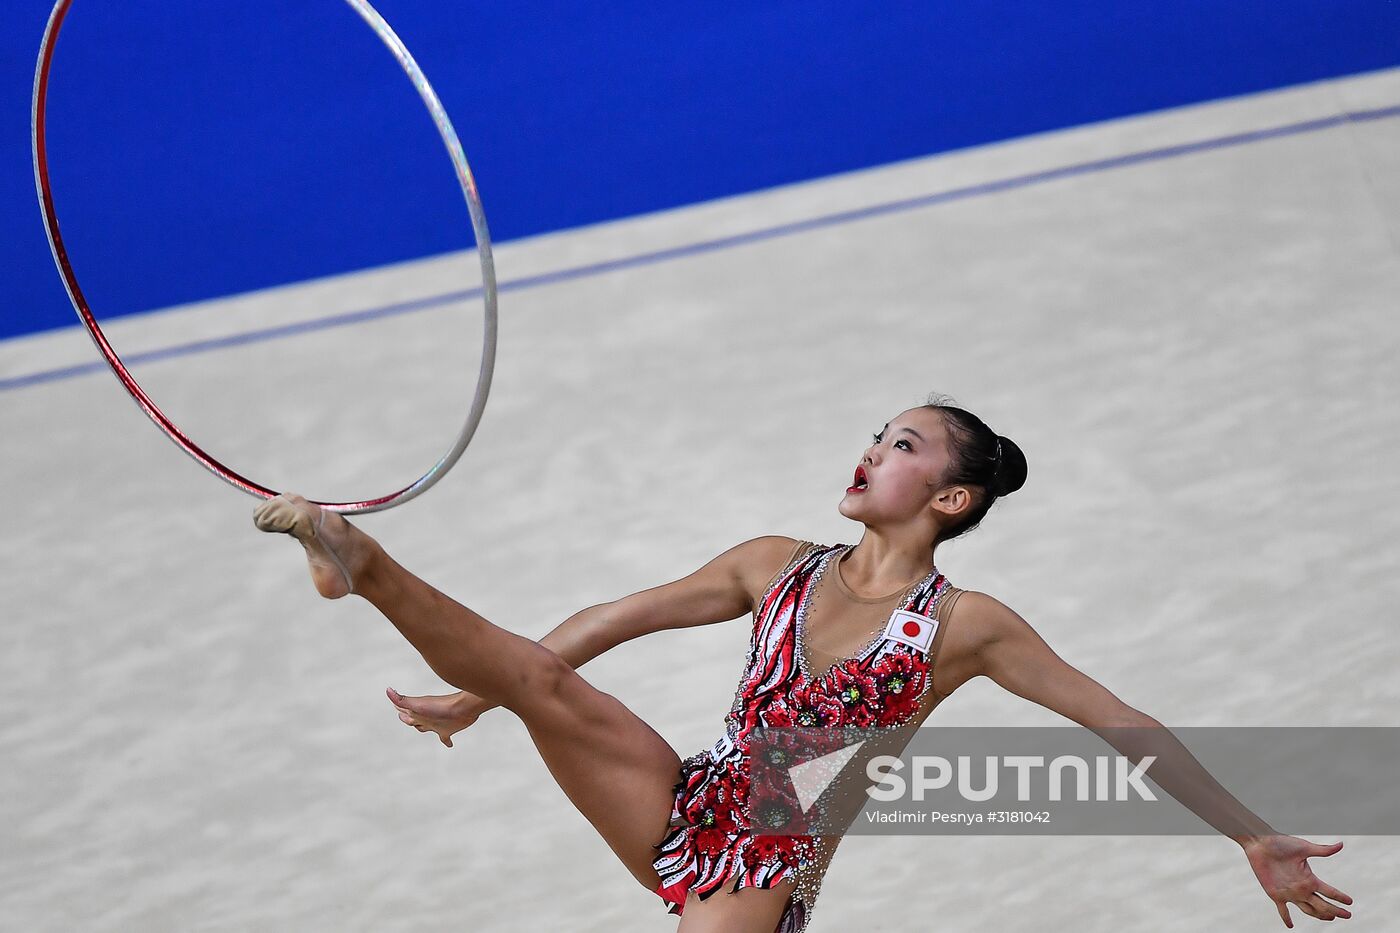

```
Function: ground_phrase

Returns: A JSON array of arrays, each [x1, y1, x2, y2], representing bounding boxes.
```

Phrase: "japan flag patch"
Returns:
[[883, 609, 939, 653]]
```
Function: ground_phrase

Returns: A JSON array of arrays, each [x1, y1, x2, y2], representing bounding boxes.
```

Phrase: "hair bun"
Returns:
[[992, 434, 1028, 497]]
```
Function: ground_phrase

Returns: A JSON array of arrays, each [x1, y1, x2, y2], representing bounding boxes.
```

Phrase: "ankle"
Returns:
[[453, 691, 494, 718], [351, 538, 393, 599]]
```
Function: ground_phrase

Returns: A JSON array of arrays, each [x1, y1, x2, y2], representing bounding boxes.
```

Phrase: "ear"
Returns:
[[930, 484, 973, 523]]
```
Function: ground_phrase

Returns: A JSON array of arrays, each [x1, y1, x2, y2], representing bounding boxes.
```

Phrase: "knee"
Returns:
[[516, 646, 575, 704], [517, 649, 619, 729], [503, 645, 621, 733]]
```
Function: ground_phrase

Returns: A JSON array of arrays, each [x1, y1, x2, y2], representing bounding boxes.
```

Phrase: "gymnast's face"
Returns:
[[838, 407, 955, 529]]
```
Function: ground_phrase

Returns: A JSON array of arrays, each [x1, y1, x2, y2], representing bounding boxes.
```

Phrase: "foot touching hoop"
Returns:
[[252, 493, 368, 598]]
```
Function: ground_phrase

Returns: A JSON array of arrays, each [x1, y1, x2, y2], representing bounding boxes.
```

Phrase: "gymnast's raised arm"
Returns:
[[965, 591, 1353, 927], [387, 535, 802, 746]]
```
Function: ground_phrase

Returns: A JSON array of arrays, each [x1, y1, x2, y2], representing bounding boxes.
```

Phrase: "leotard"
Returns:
[[651, 541, 964, 933]]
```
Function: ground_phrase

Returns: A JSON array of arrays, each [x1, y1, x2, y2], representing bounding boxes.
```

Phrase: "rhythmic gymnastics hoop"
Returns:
[[31, 0, 498, 514]]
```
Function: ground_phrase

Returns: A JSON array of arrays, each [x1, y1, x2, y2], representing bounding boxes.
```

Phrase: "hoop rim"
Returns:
[[31, 0, 498, 514]]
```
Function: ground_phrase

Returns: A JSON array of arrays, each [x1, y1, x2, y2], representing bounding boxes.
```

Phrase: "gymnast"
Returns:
[[253, 396, 1352, 931]]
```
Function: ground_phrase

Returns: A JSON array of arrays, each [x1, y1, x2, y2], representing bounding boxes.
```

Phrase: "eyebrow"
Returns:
[[880, 424, 925, 442]]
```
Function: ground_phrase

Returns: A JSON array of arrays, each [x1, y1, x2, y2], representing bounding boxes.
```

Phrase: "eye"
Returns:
[[894, 439, 912, 451], [871, 431, 884, 444]]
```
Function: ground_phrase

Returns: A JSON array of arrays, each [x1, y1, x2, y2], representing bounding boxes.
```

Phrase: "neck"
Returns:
[[841, 527, 937, 598]]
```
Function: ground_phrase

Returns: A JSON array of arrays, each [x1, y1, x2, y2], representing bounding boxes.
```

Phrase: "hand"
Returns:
[[1242, 835, 1352, 927], [386, 687, 491, 748]]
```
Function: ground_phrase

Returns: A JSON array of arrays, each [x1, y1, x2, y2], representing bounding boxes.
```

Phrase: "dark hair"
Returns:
[[920, 392, 1027, 543]]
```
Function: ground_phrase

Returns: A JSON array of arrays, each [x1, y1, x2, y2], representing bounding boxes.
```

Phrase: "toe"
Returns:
[[253, 496, 306, 534], [252, 500, 281, 531]]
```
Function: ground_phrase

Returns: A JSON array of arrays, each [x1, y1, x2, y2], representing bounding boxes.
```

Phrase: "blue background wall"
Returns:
[[4, 0, 1399, 341]]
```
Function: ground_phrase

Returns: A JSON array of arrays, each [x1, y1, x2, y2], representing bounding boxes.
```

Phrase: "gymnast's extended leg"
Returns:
[[252, 493, 681, 891]]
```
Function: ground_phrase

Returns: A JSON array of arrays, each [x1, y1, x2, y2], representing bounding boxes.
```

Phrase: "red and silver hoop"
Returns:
[[31, 0, 498, 514]]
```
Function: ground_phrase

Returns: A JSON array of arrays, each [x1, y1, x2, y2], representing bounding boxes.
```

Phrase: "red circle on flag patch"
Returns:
[[902, 619, 922, 637]]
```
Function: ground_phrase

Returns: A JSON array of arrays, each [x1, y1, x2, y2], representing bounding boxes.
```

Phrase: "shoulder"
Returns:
[[941, 589, 1026, 649], [926, 589, 1027, 698], [942, 590, 1065, 678], [727, 536, 818, 604], [732, 534, 811, 575], [946, 588, 1024, 624]]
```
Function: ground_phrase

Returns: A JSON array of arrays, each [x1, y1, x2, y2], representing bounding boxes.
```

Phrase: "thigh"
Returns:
[[675, 882, 795, 933], [518, 659, 685, 890]]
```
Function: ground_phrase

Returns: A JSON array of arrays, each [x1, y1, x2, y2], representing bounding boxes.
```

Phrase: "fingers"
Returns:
[[1315, 880, 1353, 906], [1287, 892, 1352, 923], [1306, 893, 1352, 921], [1302, 842, 1353, 920], [1294, 897, 1349, 922], [1275, 899, 1293, 928]]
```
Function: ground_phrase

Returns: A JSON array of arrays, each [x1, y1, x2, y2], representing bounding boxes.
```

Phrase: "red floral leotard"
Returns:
[[651, 541, 960, 933]]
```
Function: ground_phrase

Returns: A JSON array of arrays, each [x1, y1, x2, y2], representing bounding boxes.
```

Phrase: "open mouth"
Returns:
[[847, 465, 869, 492]]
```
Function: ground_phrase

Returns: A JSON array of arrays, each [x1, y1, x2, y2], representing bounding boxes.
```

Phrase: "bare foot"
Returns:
[[387, 687, 492, 748], [252, 493, 370, 598]]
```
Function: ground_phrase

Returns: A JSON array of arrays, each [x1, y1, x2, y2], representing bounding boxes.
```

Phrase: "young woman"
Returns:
[[253, 397, 1353, 932]]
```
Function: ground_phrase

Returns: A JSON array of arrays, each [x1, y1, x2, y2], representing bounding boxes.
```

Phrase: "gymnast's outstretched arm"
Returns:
[[964, 590, 1353, 928]]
